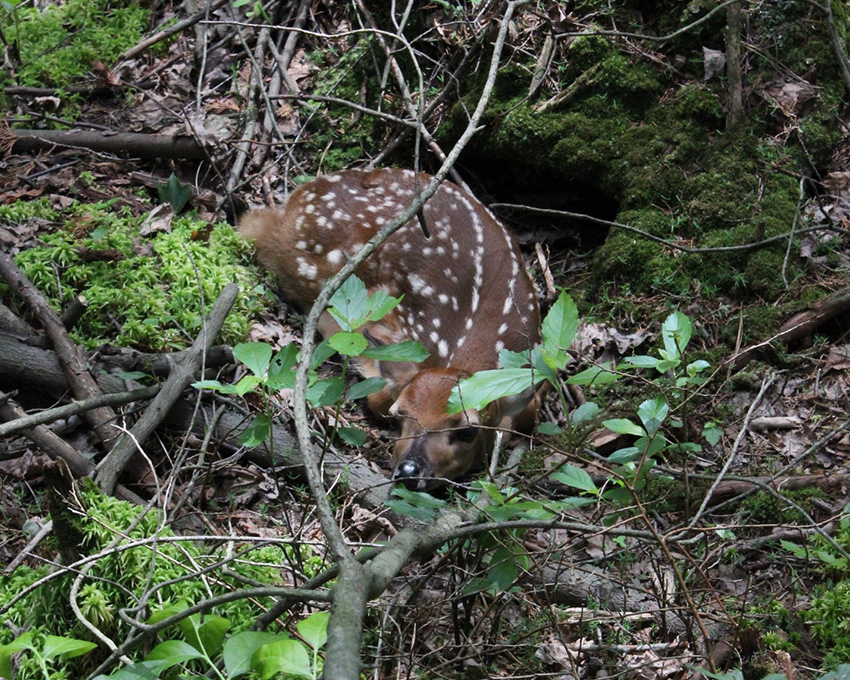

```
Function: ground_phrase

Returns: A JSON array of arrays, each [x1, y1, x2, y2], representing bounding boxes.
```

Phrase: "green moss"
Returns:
[[3, 0, 148, 89], [5, 200, 263, 351], [740, 487, 828, 524]]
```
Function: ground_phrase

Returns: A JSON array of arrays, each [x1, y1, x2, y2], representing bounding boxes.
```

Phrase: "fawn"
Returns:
[[238, 168, 542, 489]]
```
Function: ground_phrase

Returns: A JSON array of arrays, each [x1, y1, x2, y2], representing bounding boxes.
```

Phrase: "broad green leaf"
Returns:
[[621, 355, 659, 369], [536, 421, 563, 435], [222, 632, 282, 679], [307, 376, 345, 407], [328, 331, 368, 356], [541, 292, 579, 361], [661, 311, 692, 360], [637, 397, 668, 436], [42, 635, 97, 662], [607, 446, 640, 464], [570, 401, 600, 426], [178, 613, 230, 657], [551, 465, 597, 494], [686, 359, 710, 376], [0, 633, 34, 680], [240, 414, 271, 447], [92, 660, 166, 679], [145, 640, 205, 667], [486, 546, 518, 592], [348, 377, 386, 401], [233, 374, 263, 397], [337, 426, 367, 446], [364, 289, 401, 323], [158, 173, 191, 212], [148, 602, 188, 626], [447, 368, 542, 414], [567, 365, 618, 386], [253, 639, 312, 679], [602, 418, 645, 437], [499, 347, 534, 369], [310, 338, 337, 370], [234, 342, 273, 378], [361, 340, 429, 362], [385, 488, 449, 521], [297, 611, 330, 651], [328, 276, 369, 331], [266, 344, 298, 390]]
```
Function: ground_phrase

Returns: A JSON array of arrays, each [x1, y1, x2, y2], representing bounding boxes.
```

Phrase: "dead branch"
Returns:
[[0, 250, 120, 447], [0, 331, 392, 509], [730, 285, 850, 368], [0, 390, 144, 505], [95, 283, 239, 494], [8, 129, 208, 161]]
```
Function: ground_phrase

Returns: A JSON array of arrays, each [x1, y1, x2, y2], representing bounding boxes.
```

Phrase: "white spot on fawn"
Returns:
[[438, 340, 449, 357], [297, 258, 317, 280], [327, 250, 343, 265]]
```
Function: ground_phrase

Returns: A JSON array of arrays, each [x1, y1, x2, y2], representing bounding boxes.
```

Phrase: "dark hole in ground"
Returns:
[[457, 160, 620, 250]]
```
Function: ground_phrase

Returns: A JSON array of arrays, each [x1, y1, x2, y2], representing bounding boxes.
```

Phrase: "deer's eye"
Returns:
[[450, 425, 478, 444]]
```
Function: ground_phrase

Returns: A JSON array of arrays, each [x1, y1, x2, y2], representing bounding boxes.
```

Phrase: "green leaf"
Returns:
[[385, 488, 449, 521], [686, 359, 710, 376], [239, 414, 271, 447], [0, 633, 34, 680], [234, 342, 273, 378], [363, 289, 401, 323], [266, 344, 298, 391], [621, 355, 659, 369], [637, 397, 668, 436], [192, 379, 225, 391], [114, 370, 150, 381], [602, 418, 645, 437], [486, 546, 518, 592], [328, 331, 368, 357], [361, 340, 429, 362], [337, 426, 367, 446], [702, 422, 723, 446], [447, 368, 542, 414], [567, 365, 618, 386], [661, 311, 692, 360], [551, 465, 597, 494], [233, 374, 263, 396], [536, 421, 562, 435], [328, 276, 370, 332], [348, 377, 386, 401], [310, 338, 337, 370], [570, 401, 600, 426], [145, 640, 206, 667], [222, 632, 283, 679], [178, 613, 230, 657], [607, 446, 641, 464], [42, 635, 97, 662], [158, 173, 192, 212], [148, 602, 188, 626], [93, 660, 166, 679], [307, 376, 345, 407], [253, 639, 312, 679], [297, 611, 330, 651], [541, 292, 579, 362], [499, 347, 533, 369]]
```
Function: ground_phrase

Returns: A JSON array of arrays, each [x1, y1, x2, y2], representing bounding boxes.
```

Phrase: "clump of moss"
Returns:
[[2, 0, 148, 89], [740, 487, 828, 525], [4, 200, 263, 351]]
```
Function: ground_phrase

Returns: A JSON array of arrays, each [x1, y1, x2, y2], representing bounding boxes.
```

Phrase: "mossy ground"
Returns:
[[0, 199, 264, 351]]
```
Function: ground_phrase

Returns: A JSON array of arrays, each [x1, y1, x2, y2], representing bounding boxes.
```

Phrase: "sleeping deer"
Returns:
[[238, 168, 542, 489]]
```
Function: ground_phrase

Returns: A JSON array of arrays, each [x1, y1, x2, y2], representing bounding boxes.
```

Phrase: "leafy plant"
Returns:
[[195, 275, 428, 448], [0, 633, 96, 680], [94, 609, 329, 680]]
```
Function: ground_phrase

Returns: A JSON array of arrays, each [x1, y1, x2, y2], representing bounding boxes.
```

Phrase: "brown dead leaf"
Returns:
[[139, 204, 174, 236]]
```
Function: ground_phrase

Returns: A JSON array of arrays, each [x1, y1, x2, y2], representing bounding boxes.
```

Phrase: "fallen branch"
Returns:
[[8, 129, 208, 161], [95, 283, 239, 494], [0, 390, 144, 505], [0, 331, 392, 509], [730, 286, 850, 368], [0, 250, 120, 447]]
